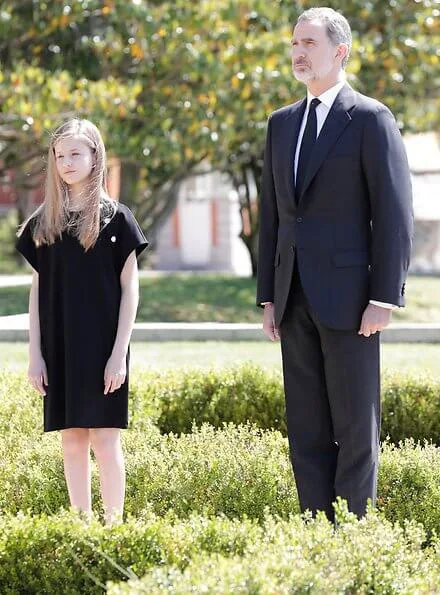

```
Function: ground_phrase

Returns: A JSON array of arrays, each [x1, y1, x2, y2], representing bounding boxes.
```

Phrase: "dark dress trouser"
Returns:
[[279, 264, 381, 522]]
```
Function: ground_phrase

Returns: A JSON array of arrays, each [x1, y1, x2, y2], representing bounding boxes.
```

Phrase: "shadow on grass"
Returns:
[[137, 275, 259, 323], [0, 285, 29, 317], [1, 274, 440, 323]]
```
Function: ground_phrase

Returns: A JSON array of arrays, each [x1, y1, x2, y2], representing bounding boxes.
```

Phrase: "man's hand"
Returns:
[[263, 303, 280, 341], [358, 303, 392, 337]]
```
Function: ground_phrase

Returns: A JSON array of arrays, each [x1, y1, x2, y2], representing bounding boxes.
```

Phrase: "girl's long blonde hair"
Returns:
[[19, 118, 116, 250]]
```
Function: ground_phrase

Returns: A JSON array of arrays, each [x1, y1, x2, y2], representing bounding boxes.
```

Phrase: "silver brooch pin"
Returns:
[[111, 236, 116, 243]]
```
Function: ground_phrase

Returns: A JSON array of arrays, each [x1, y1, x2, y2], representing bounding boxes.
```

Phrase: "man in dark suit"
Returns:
[[256, 7, 413, 521]]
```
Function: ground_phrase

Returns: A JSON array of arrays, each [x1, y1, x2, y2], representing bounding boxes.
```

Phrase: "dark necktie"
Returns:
[[295, 97, 321, 199]]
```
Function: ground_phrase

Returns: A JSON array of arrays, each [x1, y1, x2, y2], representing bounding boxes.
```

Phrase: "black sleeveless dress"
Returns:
[[16, 202, 148, 432]]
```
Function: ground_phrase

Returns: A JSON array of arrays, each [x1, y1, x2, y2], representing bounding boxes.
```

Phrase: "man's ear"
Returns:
[[336, 43, 349, 62]]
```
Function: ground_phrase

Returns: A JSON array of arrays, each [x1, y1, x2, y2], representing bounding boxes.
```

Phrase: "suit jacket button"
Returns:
[[296, 217, 303, 223]]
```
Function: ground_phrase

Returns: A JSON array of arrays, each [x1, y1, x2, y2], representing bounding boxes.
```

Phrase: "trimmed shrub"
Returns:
[[381, 373, 440, 444], [1, 421, 440, 536], [142, 364, 285, 436], [123, 424, 296, 520], [144, 366, 440, 444], [0, 424, 297, 520], [1, 505, 440, 594], [3, 367, 440, 444], [0, 510, 262, 594], [108, 504, 440, 594], [378, 439, 440, 537], [0, 372, 41, 438]]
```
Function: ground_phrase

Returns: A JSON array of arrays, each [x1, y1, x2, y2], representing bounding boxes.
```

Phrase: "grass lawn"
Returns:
[[1, 273, 440, 323], [2, 342, 440, 378]]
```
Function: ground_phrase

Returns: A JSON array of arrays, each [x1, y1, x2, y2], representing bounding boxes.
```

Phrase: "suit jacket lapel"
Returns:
[[298, 84, 356, 203], [281, 99, 306, 204]]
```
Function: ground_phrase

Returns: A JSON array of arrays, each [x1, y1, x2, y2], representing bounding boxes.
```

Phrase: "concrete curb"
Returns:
[[132, 323, 264, 342], [381, 323, 440, 343], [1, 315, 440, 342]]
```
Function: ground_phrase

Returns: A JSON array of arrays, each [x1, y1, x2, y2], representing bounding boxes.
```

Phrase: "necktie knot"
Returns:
[[310, 98, 321, 111]]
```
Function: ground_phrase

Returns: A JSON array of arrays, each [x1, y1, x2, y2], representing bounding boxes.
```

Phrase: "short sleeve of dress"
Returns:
[[16, 219, 39, 272], [116, 204, 148, 272]]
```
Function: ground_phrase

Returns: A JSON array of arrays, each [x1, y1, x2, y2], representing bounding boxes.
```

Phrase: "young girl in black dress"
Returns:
[[16, 119, 148, 524]]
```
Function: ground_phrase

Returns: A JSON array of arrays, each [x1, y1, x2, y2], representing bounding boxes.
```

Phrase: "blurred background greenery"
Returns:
[[0, 0, 439, 274]]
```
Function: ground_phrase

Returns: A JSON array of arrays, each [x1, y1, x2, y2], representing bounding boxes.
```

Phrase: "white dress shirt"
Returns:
[[294, 80, 345, 180], [264, 79, 396, 309]]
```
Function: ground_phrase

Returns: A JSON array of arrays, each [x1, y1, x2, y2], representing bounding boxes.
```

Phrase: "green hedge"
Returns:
[[139, 366, 440, 444], [1, 505, 439, 595], [1, 420, 440, 536], [109, 506, 440, 594], [142, 364, 285, 436], [378, 439, 440, 534], [2, 366, 440, 444], [2, 366, 440, 593], [0, 424, 296, 520], [0, 510, 261, 594]]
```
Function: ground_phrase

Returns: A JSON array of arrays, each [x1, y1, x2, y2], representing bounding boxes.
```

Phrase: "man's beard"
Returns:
[[293, 59, 333, 83]]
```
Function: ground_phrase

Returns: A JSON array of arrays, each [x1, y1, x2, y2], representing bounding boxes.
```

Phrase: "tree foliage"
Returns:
[[0, 0, 438, 270]]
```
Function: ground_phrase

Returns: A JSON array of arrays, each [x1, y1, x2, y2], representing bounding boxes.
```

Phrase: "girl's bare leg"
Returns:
[[90, 428, 125, 525], [61, 428, 91, 515]]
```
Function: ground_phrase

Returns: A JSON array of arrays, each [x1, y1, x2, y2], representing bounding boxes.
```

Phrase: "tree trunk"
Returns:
[[117, 160, 141, 208], [230, 156, 263, 277]]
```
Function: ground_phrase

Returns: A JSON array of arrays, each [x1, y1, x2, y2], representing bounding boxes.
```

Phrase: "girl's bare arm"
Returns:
[[104, 251, 139, 395], [28, 271, 48, 395]]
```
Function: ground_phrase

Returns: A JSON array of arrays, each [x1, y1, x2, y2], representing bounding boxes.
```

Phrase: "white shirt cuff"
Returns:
[[369, 300, 397, 310]]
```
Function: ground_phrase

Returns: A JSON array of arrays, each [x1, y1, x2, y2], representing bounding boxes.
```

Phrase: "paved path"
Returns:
[[0, 275, 32, 288], [1, 275, 439, 343], [0, 314, 439, 342]]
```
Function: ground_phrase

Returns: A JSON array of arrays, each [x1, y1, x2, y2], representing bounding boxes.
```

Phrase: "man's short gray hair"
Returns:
[[297, 7, 352, 68]]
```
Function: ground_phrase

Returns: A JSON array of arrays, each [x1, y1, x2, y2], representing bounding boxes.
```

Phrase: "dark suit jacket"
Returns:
[[256, 83, 413, 330]]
